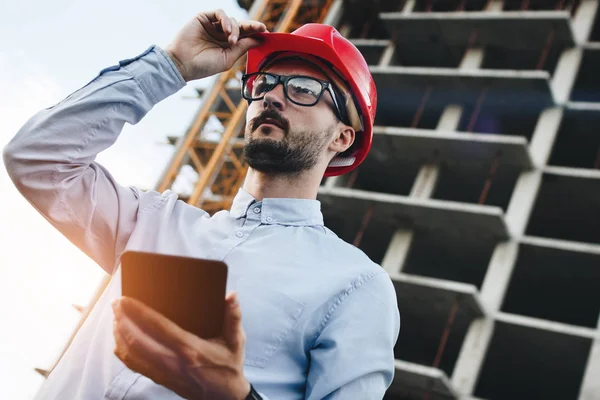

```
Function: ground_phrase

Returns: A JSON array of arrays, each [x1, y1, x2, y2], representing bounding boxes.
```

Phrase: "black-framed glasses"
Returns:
[[241, 72, 348, 124]]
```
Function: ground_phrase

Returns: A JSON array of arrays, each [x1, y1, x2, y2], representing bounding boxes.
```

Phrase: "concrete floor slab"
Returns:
[[380, 11, 575, 50], [350, 39, 391, 65], [475, 314, 594, 399], [370, 126, 533, 168], [392, 273, 485, 319], [371, 66, 553, 127], [385, 359, 459, 400], [390, 273, 485, 379], [318, 187, 509, 240]]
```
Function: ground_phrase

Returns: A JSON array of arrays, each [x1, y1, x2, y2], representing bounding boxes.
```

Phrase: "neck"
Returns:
[[242, 168, 323, 200]]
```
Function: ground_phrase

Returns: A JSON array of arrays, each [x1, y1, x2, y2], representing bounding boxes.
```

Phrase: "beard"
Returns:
[[243, 110, 334, 175]]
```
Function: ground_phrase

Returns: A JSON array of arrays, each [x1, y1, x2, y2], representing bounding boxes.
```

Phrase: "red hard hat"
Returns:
[[246, 24, 377, 177]]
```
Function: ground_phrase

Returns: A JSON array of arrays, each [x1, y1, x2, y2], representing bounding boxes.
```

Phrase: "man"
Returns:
[[4, 9, 400, 400]]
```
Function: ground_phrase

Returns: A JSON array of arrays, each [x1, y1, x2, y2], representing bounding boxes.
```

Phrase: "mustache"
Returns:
[[250, 109, 290, 134]]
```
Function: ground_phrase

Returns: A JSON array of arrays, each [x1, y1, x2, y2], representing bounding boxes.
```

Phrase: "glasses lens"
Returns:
[[286, 77, 323, 105], [244, 73, 277, 99]]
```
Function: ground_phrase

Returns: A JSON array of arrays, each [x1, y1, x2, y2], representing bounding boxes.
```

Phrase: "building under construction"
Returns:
[[38, 0, 600, 399]]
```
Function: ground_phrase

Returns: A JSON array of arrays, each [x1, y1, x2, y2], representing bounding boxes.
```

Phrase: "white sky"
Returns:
[[0, 1, 249, 397]]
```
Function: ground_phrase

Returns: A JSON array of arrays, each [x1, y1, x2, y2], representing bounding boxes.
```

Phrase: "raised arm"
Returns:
[[3, 46, 186, 273], [3, 10, 267, 274], [306, 271, 401, 400]]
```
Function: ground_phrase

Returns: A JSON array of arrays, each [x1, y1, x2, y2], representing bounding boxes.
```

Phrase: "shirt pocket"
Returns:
[[236, 278, 305, 368]]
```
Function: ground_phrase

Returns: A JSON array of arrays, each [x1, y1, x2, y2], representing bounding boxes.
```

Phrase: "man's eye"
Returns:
[[292, 85, 315, 95], [254, 81, 273, 95]]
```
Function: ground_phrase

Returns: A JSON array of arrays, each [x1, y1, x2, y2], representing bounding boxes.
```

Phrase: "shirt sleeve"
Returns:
[[2, 45, 186, 274], [305, 271, 401, 400]]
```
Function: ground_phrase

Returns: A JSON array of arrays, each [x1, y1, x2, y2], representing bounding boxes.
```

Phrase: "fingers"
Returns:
[[113, 299, 175, 359], [203, 9, 267, 46], [205, 9, 232, 34], [115, 297, 197, 349], [239, 20, 268, 37], [223, 292, 246, 352], [229, 17, 240, 45], [112, 302, 180, 378]]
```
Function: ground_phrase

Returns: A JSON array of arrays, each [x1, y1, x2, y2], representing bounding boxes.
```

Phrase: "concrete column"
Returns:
[[379, 43, 396, 67], [381, 48, 478, 275], [579, 300, 600, 400], [322, 0, 344, 27], [579, 319, 600, 400], [381, 230, 414, 276], [485, 0, 504, 12], [451, 318, 496, 394], [452, 103, 564, 397], [452, 2, 578, 393], [459, 48, 485, 70], [381, 103, 464, 274], [568, 5, 600, 399], [551, 48, 583, 104], [402, 0, 416, 14], [573, 0, 599, 44]]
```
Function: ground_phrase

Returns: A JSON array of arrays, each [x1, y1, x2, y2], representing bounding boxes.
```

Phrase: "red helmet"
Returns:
[[246, 24, 377, 177]]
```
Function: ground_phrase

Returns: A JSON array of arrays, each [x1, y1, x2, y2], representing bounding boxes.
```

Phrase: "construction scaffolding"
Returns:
[[37, 0, 600, 399]]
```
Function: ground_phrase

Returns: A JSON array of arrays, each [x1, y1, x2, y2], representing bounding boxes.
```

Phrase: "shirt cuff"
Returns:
[[99, 45, 187, 105]]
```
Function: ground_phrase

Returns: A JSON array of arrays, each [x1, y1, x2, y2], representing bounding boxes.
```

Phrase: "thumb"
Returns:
[[223, 292, 245, 352], [228, 37, 262, 62]]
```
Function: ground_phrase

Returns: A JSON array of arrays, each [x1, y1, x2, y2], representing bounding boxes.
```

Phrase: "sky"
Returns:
[[0, 1, 249, 397]]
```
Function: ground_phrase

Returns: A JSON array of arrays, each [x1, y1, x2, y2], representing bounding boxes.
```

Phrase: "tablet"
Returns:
[[120, 251, 228, 339]]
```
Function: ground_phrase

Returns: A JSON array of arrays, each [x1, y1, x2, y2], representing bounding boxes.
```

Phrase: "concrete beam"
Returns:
[[495, 312, 597, 339], [520, 235, 600, 255], [379, 11, 575, 50], [544, 165, 600, 180]]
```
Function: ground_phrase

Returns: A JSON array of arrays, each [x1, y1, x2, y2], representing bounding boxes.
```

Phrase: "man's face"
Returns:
[[243, 59, 341, 175]]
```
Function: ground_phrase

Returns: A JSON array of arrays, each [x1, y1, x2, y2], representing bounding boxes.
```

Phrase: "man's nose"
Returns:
[[262, 84, 286, 111]]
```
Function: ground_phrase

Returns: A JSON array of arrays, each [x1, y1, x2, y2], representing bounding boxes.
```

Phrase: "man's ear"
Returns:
[[329, 126, 355, 153]]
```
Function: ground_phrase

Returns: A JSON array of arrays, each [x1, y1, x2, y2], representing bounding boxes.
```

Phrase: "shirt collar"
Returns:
[[230, 188, 324, 226]]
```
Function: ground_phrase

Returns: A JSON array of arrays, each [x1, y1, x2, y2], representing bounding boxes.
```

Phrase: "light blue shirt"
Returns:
[[4, 45, 400, 400]]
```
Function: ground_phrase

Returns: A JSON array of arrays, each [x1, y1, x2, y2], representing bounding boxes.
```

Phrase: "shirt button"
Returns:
[[266, 217, 273, 223], [253, 207, 261, 214], [235, 231, 244, 238]]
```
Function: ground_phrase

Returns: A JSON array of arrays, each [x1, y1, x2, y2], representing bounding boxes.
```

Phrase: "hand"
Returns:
[[166, 9, 268, 82], [112, 292, 250, 400]]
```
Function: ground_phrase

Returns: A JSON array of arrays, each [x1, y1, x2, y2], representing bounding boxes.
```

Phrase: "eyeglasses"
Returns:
[[241, 72, 348, 124]]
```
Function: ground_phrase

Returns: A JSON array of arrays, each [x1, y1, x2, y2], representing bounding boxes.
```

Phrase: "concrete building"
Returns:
[[316, 0, 600, 399]]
